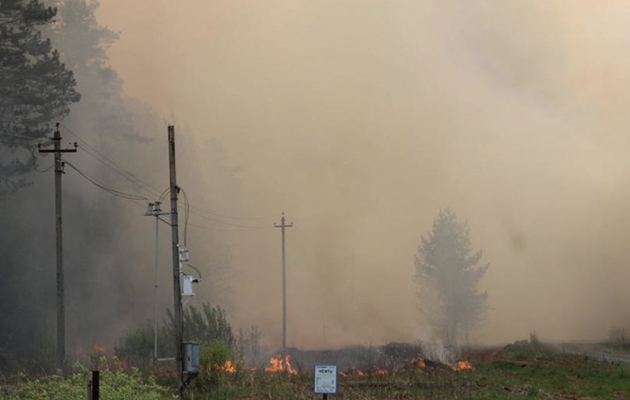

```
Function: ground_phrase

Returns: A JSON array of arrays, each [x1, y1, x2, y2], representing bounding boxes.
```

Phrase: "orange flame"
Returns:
[[450, 360, 474, 371], [374, 368, 388, 375], [412, 357, 426, 368], [92, 343, 106, 353], [264, 354, 297, 374], [213, 360, 238, 373]]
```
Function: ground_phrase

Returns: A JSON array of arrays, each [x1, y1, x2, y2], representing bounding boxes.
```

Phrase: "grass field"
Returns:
[[2, 341, 630, 400]]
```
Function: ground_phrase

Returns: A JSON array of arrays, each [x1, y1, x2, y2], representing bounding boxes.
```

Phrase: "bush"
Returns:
[[1, 361, 175, 400], [115, 302, 236, 367], [201, 340, 232, 370]]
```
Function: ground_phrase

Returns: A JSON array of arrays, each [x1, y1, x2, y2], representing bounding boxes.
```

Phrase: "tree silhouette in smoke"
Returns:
[[414, 209, 488, 346]]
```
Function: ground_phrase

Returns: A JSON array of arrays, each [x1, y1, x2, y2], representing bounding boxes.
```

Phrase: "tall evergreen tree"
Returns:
[[0, 0, 80, 192], [414, 209, 488, 346]]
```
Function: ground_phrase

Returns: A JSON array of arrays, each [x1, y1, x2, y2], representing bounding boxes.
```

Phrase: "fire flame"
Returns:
[[450, 360, 474, 371], [264, 354, 297, 374], [88, 343, 127, 371], [412, 357, 426, 368], [214, 360, 238, 373], [93, 343, 106, 353]]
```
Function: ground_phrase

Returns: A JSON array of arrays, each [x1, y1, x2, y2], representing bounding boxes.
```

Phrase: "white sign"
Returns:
[[314, 364, 337, 394]]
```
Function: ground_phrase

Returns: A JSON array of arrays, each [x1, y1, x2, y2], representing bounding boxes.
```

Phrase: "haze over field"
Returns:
[[36, 0, 630, 350]]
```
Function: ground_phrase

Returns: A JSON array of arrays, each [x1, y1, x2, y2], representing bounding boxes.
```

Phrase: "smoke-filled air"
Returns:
[[3, 0, 630, 372]]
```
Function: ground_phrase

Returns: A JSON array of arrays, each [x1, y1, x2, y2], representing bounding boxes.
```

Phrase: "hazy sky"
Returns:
[[95, 1, 630, 348]]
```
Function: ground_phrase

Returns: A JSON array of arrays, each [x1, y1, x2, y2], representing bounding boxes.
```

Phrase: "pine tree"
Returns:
[[414, 209, 488, 346], [0, 0, 80, 192]]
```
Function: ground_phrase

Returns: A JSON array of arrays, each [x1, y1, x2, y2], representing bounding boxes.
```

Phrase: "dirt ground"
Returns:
[[551, 342, 630, 366]]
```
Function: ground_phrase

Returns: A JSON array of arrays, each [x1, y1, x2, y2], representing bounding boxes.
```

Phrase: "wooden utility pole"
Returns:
[[167, 125, 184, 396], [38, 123, 77, 371], [274, 213, 292, 351]]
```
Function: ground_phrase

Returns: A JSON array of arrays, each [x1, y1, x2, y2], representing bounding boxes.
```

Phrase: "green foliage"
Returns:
[[5, 346, 630, 400], [114, 323, 158, 367], [414, 209, 489, 346], [178, 302, 235, 348], [1, 362, 175, 400], [201, 340, 231, 370], [194, 340, 237, 388], [115, 302, 237, 367], [0, 0, 80, 192]]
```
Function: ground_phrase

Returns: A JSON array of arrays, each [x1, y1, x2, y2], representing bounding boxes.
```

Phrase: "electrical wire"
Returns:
[[188, 205, 280, 221], [186, 263, 202, 280], [59, 123, 280, 227], [180, 187, 191, 246], [158, 187, 170, 203], [187, 221, 267, 232], [65, 160, 149, 201], [34, 163, 54, 173], [59, 123, 163, 198], [187, 206, 273, 229], [29, 144, 55, 173]]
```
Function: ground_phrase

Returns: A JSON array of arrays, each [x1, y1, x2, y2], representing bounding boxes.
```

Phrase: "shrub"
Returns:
[[1, 362, 175, 400], [115, 302, 236, 367]]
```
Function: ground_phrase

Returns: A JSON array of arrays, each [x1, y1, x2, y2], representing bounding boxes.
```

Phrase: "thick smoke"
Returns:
[[7, 0, 628, 357], [89, 0, 630, 348]]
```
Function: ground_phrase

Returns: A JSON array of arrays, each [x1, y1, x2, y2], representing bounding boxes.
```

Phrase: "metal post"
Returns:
[[168, 126, 184, 396], [92, 370, 99, 400]]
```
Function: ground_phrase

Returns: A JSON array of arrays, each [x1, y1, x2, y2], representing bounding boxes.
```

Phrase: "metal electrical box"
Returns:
[[182, 274, 195, 296], [184, 342, 200, 373]]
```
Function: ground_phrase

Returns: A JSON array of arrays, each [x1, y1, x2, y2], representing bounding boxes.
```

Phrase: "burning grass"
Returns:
[[181, 342, 630, 399], [4, 341, 630, 399], [264, 354, 298, 374]]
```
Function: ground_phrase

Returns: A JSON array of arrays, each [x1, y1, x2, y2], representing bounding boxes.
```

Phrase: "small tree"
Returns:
[[414, 209, 488, 346]]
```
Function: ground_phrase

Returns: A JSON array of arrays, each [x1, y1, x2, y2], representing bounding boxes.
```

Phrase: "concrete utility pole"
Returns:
[[38, 123, 77, 371], [144, 202, 170, 361], [274, 213, 292, 351], [167, 125, 184, 396]]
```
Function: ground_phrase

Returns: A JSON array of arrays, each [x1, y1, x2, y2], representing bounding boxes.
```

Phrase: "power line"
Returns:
[[28, 144, 55, 172], [59, 123, 163, 198], [58, 123, 279, 225], [187, 221, 272, 232], [187, 207, 272, 229], [34, 163, 54, 173], [189, 205, 280, 221], [65, 160, 149, 201], [180, 187, 191, 246]]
